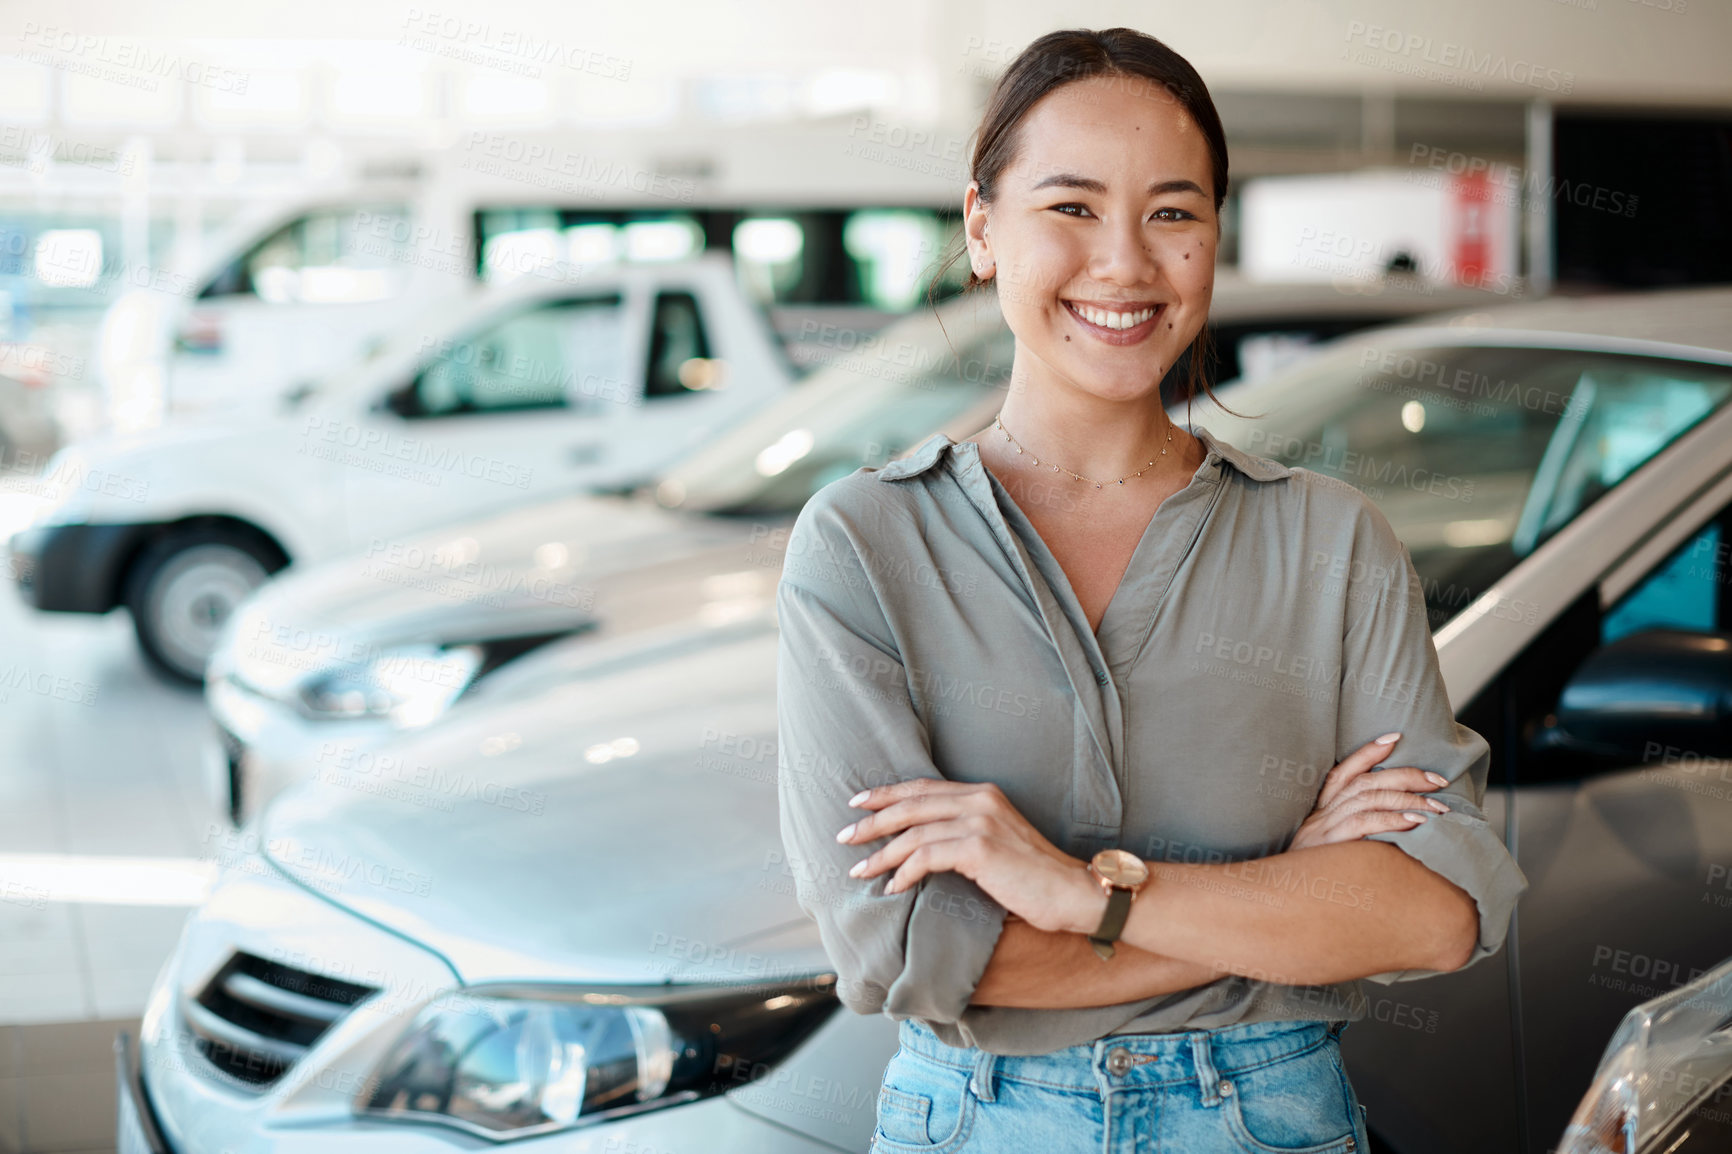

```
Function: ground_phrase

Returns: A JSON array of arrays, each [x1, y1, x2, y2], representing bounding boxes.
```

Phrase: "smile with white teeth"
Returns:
[[1066, 301, 1161, 330]]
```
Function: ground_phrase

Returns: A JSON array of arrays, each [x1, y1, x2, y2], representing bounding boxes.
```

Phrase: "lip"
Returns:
[[1062, 300, 1166, 346]]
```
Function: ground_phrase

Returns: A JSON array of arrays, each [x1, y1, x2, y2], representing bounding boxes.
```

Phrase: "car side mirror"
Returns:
[[1536, 629, 1732, 763], [379, 380, 420, 418], [280, 381, 317, 411]]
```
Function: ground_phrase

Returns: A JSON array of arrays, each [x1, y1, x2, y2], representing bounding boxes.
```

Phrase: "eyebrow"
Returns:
[[1029, 173, 1208, 198]]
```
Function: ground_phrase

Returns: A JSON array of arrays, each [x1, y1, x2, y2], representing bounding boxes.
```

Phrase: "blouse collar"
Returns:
[[872, 422, 1293, 485]]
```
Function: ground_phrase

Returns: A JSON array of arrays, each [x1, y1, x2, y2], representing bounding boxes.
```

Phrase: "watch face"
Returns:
[[1092, 849, 1149, 888]]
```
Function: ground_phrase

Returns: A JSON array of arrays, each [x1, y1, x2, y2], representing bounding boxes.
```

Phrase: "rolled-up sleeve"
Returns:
[[1332, 498, 1529, 984], [775, 487, 1006, 1022]]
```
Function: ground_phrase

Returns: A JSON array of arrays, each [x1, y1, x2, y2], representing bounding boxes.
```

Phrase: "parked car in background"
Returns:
[[97, 189, 458, 429], [121, 288, 1732, 1153], [9, 255, 793, 682], [1170, 267, 1511, 397]]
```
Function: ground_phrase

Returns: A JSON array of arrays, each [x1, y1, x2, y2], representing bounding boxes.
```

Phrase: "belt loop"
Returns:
[[1189, 1031, 1222, 1107], [970, 1048, 998, 1103]]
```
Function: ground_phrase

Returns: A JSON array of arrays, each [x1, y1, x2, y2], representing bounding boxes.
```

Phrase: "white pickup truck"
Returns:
[[9, 254, 797, 681]]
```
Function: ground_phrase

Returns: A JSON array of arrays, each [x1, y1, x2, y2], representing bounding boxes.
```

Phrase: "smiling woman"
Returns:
[[776, 25, 1527, 1154]]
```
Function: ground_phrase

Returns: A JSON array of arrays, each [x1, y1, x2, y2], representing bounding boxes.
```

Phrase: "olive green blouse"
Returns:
[[775, 425, 1528, 1056]]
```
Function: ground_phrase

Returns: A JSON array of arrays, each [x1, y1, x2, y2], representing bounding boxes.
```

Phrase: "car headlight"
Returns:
[[1558, 1042, 1641, 1154], [358, 979, 838, 1140], [298, 644, 482, 726]]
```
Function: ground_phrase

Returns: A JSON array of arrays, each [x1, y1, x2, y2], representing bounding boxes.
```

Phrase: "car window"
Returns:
[[700, 325, 1016, 515], [201, 205, 414, 303], [1212, 344, 1732, 631], [1515, 366, 1732, 553], [403, 295, 628, 418], [1602, 518, 1728, 644], [645, 291, 717, 398]]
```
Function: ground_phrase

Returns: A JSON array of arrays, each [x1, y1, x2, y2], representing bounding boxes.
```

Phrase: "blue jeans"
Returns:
[[871, 1017, 1370, 1154]]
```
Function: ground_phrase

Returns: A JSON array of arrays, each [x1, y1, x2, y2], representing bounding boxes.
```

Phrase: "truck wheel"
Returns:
[[125, 527, 287, 685]]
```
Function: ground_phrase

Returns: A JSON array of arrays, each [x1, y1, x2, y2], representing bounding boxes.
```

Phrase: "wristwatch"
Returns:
[[1086, 849, 1151, 960]]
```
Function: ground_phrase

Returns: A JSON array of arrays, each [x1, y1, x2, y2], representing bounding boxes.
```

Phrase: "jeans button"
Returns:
[[1219, 1079, 1234, 1096], [1105, 1047, 1133, 1076]]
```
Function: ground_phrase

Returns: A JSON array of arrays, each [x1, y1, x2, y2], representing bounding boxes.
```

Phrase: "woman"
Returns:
[[776, 26, 1528, 1154]]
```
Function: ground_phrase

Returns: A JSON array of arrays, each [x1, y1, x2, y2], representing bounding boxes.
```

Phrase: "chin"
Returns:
[[1048, 350, 1175, 403], [1061, 373, 1167, 406]]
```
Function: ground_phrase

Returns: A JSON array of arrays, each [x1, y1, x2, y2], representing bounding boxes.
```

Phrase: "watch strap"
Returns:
[[1088, 885, 1134, 960]]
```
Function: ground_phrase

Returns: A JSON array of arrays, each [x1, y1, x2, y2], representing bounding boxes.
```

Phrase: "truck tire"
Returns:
[[124, 526, 287, 685]]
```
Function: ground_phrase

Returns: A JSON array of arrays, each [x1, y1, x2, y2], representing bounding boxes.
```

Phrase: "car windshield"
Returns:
[[1203, 339, 1732, 631], [666, 305, 1015, 516]]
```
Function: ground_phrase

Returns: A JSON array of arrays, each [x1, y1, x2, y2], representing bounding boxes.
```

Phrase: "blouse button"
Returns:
[[1094, 668, 1110, 685]]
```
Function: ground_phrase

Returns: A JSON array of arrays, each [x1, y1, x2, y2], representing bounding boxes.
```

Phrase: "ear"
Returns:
[[963, 182, 995, 278]]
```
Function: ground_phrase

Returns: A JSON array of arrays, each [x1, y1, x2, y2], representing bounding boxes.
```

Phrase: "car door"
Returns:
[[334, 289, 643, 548], [597, 286, 758, 474], [1500, 498, 1732, 1154], [172, 204, 432, 415], [1256, 346, 1732, 1154]]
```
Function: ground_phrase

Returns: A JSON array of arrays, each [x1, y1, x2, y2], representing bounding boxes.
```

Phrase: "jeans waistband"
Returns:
[[896, 1018, 1346, 1104]]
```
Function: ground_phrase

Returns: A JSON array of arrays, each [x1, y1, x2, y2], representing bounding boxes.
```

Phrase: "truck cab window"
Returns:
[[201, 205, 413, 303], [396, 296, 626, 418], [645, 291, 717, 398]]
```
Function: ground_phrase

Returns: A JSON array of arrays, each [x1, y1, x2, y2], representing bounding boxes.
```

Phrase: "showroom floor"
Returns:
[[0, 566, 220, 1153]]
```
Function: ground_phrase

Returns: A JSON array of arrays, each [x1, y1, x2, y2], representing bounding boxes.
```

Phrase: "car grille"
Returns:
[[182, 951, 376, 1087]]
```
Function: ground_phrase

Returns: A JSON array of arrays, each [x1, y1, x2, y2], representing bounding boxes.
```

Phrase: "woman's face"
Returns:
[[965, 73, 1219, 407]]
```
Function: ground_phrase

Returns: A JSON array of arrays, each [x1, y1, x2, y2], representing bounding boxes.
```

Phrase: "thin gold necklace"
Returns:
[[993, 413, 1173, 489]]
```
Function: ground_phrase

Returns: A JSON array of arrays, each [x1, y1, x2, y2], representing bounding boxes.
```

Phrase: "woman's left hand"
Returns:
[[837, 779, 1104, 935]]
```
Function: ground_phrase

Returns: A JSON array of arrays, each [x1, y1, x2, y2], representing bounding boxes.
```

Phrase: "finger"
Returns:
[[884, 836, 975, 895], [848, 778, 988, 811], [1323, 809, 1432, 843], [1309, 783, 1447, 835], [840, 791, 989, 844], [1309, 790, 1434, 835], [851, 817, 981, 880], [1314, 733, 1402, 809], [1339, 766, 1452, 798], [1341, 788, 1451, 815]]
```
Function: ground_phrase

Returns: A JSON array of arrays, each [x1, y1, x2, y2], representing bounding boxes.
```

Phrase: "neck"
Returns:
[[993, 387, 1188, 484]]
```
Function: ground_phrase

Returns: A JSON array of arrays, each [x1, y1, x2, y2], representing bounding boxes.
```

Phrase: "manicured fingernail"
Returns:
[[848, 791, 870, 807], [882, 876, 900, 893], [1376, 732, 1401, 745], [1424, 772, 1449, 788], [1403, 811, 1428, 823], [836, 823, 857, 843], [849, 859, 867, 877], [1427, 799, 1450, 813]]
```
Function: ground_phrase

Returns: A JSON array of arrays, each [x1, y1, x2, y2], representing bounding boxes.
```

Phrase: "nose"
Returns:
[[1087, 211, 1163, 289]]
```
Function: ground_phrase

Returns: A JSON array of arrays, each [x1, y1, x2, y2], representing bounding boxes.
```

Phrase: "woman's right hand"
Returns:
[[1287, 734, 1453, 853]]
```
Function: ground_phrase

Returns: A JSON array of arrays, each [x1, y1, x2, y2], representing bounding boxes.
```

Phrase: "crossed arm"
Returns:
[[969, 843, 1476, 1009], [837, 736, 1480, 1011]]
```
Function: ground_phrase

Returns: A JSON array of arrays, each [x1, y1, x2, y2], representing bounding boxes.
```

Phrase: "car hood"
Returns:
[[36, 412, 350, 529], [259, 617, 830, 985], [214, 490, 782, 698]]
